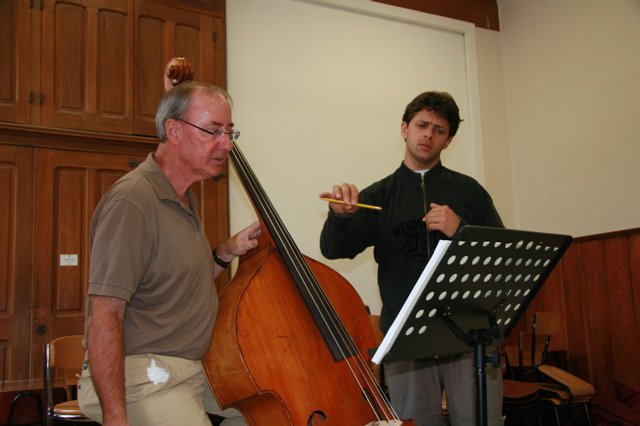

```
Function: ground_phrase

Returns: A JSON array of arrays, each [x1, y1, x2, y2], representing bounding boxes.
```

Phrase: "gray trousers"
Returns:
[[385, 352, 504, 426]]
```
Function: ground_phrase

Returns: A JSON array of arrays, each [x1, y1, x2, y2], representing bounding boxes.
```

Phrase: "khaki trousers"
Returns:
[[78, 354, 246, 425]]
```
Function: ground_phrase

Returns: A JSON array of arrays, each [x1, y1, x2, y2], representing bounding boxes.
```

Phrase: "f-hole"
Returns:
[[308, 410, 327, 425]]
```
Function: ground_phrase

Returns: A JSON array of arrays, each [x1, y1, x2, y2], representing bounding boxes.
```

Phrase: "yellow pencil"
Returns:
[[321, 198, 383, 211]]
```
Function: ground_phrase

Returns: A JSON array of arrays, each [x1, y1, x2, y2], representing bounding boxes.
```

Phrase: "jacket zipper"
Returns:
[[421, 173, 431, 259]]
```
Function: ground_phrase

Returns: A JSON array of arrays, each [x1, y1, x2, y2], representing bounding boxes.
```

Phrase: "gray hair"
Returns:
[[155, 81, 233, 141]]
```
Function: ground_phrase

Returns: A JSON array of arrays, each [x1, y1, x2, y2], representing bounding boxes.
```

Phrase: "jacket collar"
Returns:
[[397, 161, 445, 186]]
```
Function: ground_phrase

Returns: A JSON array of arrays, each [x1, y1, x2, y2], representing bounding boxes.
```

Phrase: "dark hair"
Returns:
[[402, 91, 463, 137], [155, 81, 233, 142]]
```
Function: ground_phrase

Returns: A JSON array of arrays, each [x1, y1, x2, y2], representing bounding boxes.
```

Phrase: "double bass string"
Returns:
[[230, 142, 356, 354], [229, 141, 400, 423]]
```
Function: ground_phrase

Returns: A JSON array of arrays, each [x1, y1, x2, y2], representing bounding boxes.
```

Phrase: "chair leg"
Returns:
[[5, 391, 43, 426], [535, 401, 544, 426], [580, 401, 593, 426], [553, 405, 562, 426]]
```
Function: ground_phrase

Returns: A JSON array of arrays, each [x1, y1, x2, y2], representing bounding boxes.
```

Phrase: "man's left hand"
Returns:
[[424, 203, 460, 238]]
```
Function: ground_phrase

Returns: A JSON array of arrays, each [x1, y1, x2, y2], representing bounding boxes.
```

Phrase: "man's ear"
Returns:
[[164, 119, 182, 145], [443, 136, 454, 150], [400, 121, 408, 140]]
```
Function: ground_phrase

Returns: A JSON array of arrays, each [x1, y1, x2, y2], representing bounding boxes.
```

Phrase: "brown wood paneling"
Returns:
[[504, 228, 640, 396], [40, 0, 133, 133], [0, 0, 230, 389], [605, 237, 640, 390], [133, 1, 220, 135], [560, 244, 590, 379], [631, 234, 640, 364], [373, 0, 500, 31], [0, 0, 32, 124], [581, 240, 613, 393], [0, 145, 34, 386], [31, 148, 148, 382]]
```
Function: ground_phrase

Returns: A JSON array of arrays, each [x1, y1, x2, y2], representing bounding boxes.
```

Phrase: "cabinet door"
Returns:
[[39, 0, 134, 133], [0, 145, 34, 386], [0, 0, 33, 124], [31, 148, 146, 379], [134, 1, 226, 136]]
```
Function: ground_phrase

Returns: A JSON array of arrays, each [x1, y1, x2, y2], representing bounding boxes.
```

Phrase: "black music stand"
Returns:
[[371, 226, 572, 426]]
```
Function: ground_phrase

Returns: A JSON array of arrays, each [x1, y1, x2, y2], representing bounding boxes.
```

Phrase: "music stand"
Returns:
[[371, 226, 572, 426]]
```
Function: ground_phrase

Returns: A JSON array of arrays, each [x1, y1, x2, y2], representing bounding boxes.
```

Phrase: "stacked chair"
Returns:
[[502, 346, 543, 425], [506, 312, 595, 425]]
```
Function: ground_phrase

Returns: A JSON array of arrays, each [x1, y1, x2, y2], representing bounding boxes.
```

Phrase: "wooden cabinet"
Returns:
[[0, 145, 34, 386], [0, 139, 149, 386], [31, 148, 148, 383], [0, 0, 229, 389], [0, 0, 32, 125], [0, 127, 230, 387], [0, 0, 226, 136], [134, 0, 227, 135], [40, 0, 134, 133]]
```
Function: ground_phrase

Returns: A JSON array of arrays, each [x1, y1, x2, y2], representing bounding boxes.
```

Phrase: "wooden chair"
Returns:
[[502, 348, 543, 425], [505, 344, 543, 381], [43, 335, 94, 425], [502, 379, 542, 426], [522, 313, 594, 425], [4, 391, 43, 425]]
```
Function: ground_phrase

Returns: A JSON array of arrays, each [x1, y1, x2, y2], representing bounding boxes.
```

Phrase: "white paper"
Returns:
[[372, 240, 451, 364], [59, 254, 79, 266]]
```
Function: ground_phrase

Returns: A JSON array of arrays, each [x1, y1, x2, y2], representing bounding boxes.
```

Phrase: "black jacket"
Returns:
[[320, 161, 504, 333]]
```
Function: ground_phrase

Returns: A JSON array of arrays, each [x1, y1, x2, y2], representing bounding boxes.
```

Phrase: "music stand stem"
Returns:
[[441, 310, 501, 426]]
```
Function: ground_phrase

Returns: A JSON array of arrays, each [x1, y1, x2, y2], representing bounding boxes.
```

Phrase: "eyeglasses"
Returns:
[[177, 118, 240, 142]]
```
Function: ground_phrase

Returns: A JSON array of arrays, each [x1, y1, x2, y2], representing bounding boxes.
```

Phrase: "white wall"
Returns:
[[226, 0, 488, 313], [225, 0, 640, 312], [497, 0, 640, 236], [474, 27, 515, 228]]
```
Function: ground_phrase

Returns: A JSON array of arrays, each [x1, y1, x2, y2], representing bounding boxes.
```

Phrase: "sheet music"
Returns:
[[371, 240, 451, 364]]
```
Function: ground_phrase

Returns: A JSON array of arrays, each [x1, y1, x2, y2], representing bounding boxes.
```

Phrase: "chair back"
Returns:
[[43, 335, 91, 426], [532, 312, 564, 364], [533, 312, 561, 336], [48, 335, 85, 398], [519, 331, 544, 367]]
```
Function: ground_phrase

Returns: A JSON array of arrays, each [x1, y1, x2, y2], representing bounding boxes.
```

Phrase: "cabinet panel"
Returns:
[[1, 0, 226, 138], [0, 0, 32, 124], [40, 0, 133, 133], [134, 1, 223, 135], [0, 145, 34, 385], [31, 148, 147, 382]]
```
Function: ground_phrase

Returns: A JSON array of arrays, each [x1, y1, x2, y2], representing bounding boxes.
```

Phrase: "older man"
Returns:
[[79, 82, 260, 426]]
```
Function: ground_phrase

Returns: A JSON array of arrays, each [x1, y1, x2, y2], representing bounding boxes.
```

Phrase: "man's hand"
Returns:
[[424, 203, 461, 238], [319, 183, 360, 216], [215, 221, 261, 264]]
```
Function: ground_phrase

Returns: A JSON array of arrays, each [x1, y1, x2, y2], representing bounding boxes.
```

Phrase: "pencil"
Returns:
[[321, 198, 383, 211]]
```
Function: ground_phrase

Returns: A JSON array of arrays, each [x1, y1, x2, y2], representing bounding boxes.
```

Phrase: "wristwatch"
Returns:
[[212, 248, 231, 269]]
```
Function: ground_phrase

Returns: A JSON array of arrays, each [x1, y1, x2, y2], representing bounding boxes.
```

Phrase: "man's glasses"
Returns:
[[177, 118, 240, 142]]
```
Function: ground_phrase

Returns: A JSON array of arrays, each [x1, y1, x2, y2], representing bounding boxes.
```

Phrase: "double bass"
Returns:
[[164, 59, 414, 425]]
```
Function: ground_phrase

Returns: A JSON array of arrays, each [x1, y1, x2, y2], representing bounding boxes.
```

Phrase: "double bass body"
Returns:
[[203, 239, 396, 425]]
